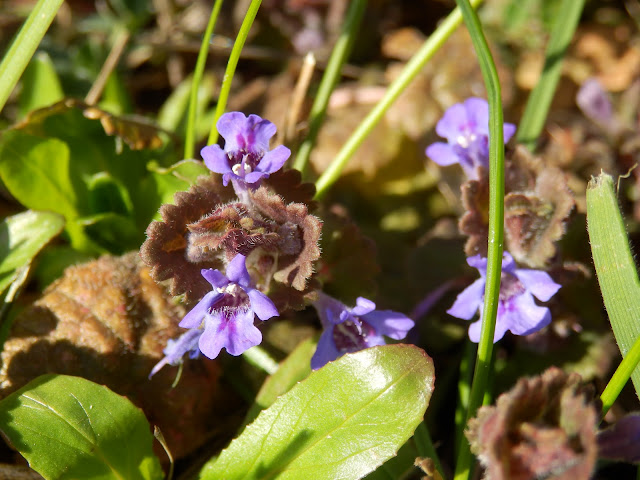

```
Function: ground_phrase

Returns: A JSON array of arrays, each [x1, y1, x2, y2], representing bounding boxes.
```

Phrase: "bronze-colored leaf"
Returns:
[[140, 174, 235, 302], [459, 148, 575, 267], [0, 253, 238, 460], [466, 367, 598, 480], [504, 148, 575, 268], [459, 167, 490, 258], [18, 98, 169, 151], [249, 187, 322, 291]]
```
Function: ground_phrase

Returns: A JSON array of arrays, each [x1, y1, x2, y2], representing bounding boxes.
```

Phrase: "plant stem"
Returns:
[[207, 0, 262, 145], [516, 0, 585, 150], [600, 334, 640, 417], [292, 0, 367, 177], [313, 0, 483, 199], [452, 0, 504, 479], [0, 0, 64, 114], [184, 0, 224, 159], [243, 345, 279, 375]]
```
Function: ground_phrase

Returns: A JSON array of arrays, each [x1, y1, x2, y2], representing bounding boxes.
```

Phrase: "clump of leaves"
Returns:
[[142, 172, 323, 311], [461, 146, 575, 268], [0, 253, 236, 460], [466, 366, 598, 480]]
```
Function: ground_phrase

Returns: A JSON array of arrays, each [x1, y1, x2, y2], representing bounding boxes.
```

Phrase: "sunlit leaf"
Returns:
[[201, 344, 434, 480], [0, 374, 163, 480], [587, 172, 640, 396], [0, 210, 65, 297]]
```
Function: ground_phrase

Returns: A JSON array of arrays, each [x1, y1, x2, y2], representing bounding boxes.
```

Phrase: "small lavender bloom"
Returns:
[[576, 78, 615, 127], [426, 97, 516, 179], [311, 292, 414, 370], [201, 112, 290, 188], [149, 329, 202, 377], [447, 252, 561, 343], [180, 253, 279, 359]]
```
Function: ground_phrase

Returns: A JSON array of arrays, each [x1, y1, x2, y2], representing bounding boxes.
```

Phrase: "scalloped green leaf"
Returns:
[[0, 374, 163, 480], [200, 344, 434, 480]]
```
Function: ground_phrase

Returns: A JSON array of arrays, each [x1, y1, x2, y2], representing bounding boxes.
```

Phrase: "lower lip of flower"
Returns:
[[332, 317, 376, 352]]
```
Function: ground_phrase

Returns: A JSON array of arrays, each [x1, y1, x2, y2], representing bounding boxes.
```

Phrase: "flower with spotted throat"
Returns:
[[201, 112, 290, 190], [150, 254, 278, 375], [447, 252, 561, 342], [311, 292, 414, 370]]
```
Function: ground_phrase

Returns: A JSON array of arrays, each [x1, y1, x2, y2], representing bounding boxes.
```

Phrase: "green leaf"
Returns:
[[586, 172, 640, 396], [87, 172, 134, 216], [0, 374, 163, 480], [200, 344, 434, 480], [79, 212, 143, 253], [0, 130, 92, 250], [18, 51, 64, 117], [0, 210, 65, 296], [243, 336, 317, 426], [146, 159, 209, 212]]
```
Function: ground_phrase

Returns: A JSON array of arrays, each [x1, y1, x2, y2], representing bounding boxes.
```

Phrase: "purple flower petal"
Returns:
[[447, 277, 486, 320], [198, 308, 262, 358], [247, 288, 279, 321], [468, 314, 510, 343], [426, 143, 460, 166], [464, 97, 490, 134], [201, 268, 229, 289], [314, 292, 350, 327], [225, 254, 250, 286], [503, 122, 517, 143], [179, 291, 224, 328], [362, 310, 414, 340], [244, 171, 269, 184], [501, 292, 551, 336], [351, 297, 376, 316], [467, 254, 488, 274], [198, 313, 226, 359], [217, 112, 251, 152], [577, 79, 613, 125], [500, 252, 517, 274], [436, 103, 468, 141], [149, 329, 203, 377], [201, 144, 232, 174], [224, 308, 263, 356], [311, 329, 341, 370], [256, 145, 291, 174], [513, 268, 561, 302]]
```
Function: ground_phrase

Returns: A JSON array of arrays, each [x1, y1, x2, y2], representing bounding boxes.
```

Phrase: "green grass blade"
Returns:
[[0, 0, 64, 114], [516, 0, 585, 150], [587, 172, 640, 401], [292, 0, 367, 177], [313, 0, 483, 199], [184, 0, 224, 160], [452, 0, 505, 478], [207, 0, 261, 145]]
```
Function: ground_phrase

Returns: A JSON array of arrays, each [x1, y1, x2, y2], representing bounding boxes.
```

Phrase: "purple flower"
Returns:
[[201, 112, 290, 188], [576, 79, 619, 135], [426, 97, 516, 179], [311, 292, 414, 370], [150, 254, 279, 376], [149, 329, 202, 377], [180, 253, 279, 358], [447, 252, 561, 343]]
